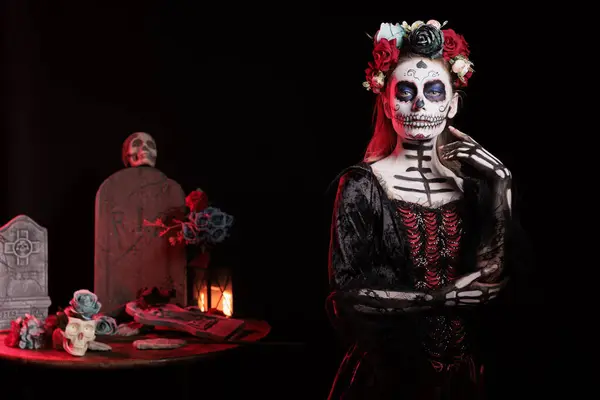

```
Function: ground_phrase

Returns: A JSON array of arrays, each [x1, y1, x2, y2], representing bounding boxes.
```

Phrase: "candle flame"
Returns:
[[198, 292, 206, 312], [223, 291, 232, 317]]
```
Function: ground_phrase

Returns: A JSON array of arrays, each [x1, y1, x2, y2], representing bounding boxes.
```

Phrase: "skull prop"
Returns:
[[385, 56, 459, 141], [63, 317, 96, 356], [122, 132, 157, 167]]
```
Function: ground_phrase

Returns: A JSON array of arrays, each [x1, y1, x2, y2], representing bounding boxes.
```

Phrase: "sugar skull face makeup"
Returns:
[[384, 56, 458, 141]]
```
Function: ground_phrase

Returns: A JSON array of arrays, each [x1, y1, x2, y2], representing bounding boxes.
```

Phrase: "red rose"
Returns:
[[185, 189, 209, 212], [4, 319, 21, 348], [52, 328, 64, 349], [43, 314, 58, 331], [442, 29, 470, 61], [453, 70, 473, 88], [43, 314, 58, 345], [135, 286, 176, 309], [372, 38, 400, 72]]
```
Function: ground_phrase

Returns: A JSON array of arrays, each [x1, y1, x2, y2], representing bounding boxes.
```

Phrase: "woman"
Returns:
[[327, 20, 523, 399]]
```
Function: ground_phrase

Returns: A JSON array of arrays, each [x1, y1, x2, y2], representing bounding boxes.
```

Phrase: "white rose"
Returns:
[[427, 20, 441, 29], [373, 71, 385, 87], [460, 64, 471, 76], [452, 59, 467, 74], [375, 23, 404, 47], [411, 21, 424, 30]]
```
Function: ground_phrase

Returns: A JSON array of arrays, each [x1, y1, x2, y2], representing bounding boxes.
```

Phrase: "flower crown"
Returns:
[[363, 20, 474, 94]]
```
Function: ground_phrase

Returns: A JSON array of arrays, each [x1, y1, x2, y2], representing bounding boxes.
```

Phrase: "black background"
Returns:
[[0, 1, 569, 398]]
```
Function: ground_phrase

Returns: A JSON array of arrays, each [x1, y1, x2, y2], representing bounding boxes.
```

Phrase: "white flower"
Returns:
[[452, 58, 473, 77], [373, 71, 385, 87], [411, 20, 425, 30], [401, 21, 411, 31], [375, 23, 404, 47], [452, 59, 467, 74], [427, 20, 442, 29], [460, 64, 471, 76]]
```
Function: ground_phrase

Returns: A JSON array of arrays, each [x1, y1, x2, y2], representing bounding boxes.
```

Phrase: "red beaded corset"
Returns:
[[395, 199, 470, 370]]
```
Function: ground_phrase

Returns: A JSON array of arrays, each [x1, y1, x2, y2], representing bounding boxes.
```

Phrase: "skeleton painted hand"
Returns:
[[440, 126, 513, 216], [439, 126, 511, 182], [352, 288, 434, 314], [433, 265, 507, 307]]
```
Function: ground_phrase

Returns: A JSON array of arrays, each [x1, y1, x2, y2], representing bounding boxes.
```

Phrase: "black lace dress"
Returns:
[[326, 163, 520, 400]]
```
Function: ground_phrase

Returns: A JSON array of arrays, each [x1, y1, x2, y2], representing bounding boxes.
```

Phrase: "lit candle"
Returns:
[[223, 291, 232, 317], [198, 292, 206, 312]]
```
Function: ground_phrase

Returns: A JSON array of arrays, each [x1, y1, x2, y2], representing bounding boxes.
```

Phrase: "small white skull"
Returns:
[[122, 132, 157, 167], [63, 317, 96, 356]]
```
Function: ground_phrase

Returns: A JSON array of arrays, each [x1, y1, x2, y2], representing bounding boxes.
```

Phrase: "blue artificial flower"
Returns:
[[182, 222, 197, 241], [69, 289, 101, 319], [209, 228, 228, 243], [207, 209, 226, 228], [18, 314, 45, 350], [205, 207, 234, 229], [93, 314, 118, 335], [183, 204, 234, 248], [194, 212, 209, 229]]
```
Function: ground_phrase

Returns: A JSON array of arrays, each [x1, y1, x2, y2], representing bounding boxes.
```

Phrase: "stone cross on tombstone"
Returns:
[[94, 132, 187, 312], [0, 215, 52, 329]]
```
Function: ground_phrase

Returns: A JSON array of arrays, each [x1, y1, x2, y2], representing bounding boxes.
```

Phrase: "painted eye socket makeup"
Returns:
[[396, 81, 417, 102], [424, 80, 446, 102]]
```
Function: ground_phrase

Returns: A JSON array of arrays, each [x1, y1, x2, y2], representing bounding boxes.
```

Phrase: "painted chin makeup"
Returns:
[[398, 115, 448, 139]]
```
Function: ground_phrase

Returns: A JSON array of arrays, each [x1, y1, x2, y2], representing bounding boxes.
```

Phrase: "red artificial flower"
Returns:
[[186, 189, 209, 212], [135, 286, 176, 309], [453, 70, 473, 88], [43, 314, 58, 331], [4, 319, 21, 348], [52, 328, 64, 349], [371, 38, 400, 72], [42, 314, 58, 345], [442, 29, 470, 61]]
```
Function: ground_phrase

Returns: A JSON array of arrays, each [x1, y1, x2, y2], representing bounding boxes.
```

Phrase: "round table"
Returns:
[[0, 319, 270, 399], [0, 319, 270, 368]]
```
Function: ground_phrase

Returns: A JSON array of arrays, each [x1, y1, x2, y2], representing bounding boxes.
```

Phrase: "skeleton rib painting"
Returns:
[[326, 20, 525, 400]]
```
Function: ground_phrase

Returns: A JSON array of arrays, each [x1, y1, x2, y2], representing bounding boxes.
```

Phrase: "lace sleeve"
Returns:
[[327, 169, 420, 349]]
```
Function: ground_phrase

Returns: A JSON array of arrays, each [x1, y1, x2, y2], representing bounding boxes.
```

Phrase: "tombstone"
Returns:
[[94, 132, 187, 312], [0, 215, 52, 329]]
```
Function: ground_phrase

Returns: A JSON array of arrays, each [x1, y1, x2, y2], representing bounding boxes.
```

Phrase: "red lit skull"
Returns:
[[122, 132, 157, 167]]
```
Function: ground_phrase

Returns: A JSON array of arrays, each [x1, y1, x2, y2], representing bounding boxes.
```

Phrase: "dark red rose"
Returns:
[[43, 315, 59, 345], [52, 328, 64, 349], [4, 319, 21, 348], [55, 310, 69, 331], [135, 286, 176, 309], [186, 189, 209, 212], [372, 38, 400, 72], [453, 70, 473, 88], [442, 29, 470, 61], [43, 314, 58, 330]]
